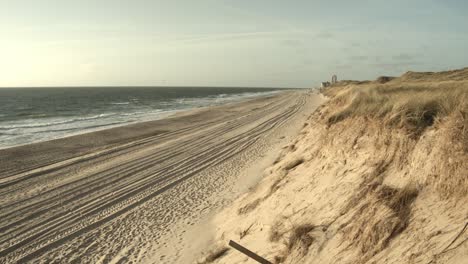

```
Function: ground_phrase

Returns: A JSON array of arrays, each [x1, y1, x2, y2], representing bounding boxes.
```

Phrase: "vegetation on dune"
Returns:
[[206, 68, 467, 264], [326, 83, 467, 135], [286, 224, 317, 252], [324, 69, 468, 140], [321, 68, 468, 200]]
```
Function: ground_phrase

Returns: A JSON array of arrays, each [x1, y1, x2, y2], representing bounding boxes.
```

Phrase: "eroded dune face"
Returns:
[[200, 69, 467, 264]]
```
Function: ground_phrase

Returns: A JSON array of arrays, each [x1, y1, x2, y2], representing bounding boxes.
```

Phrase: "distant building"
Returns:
[[332, 75, 338, 84]]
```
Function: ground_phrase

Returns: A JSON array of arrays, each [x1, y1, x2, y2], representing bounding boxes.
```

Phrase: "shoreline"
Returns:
[[0, 90, 324, 263], [0, 90, 286, 151], [0, 91, 288, 177]]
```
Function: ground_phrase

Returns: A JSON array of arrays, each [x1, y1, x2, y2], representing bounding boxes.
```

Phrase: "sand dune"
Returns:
[[0, 91, 323, 263], [199, 69, 467, 264]]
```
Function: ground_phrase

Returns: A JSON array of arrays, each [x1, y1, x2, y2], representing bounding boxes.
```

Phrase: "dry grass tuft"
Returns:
[[378, 184, 419, 214], [431, 110, 468, 198], [343, 183, 419, 261], [273, 255, 286, 264], [376, 184, 419, 238], [287, 224, 317, 254], [269, 222, 317, 261], [269, 219, 287, 242]]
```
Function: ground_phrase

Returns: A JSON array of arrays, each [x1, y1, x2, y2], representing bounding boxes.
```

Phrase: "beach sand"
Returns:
[[0, 90, 324, 263]]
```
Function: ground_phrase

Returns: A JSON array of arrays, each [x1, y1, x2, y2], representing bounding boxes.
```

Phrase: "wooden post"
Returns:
[[228, 240, 272, 264]]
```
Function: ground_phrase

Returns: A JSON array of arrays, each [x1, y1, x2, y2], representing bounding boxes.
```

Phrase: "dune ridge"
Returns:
[[198, 68, 467, 264]]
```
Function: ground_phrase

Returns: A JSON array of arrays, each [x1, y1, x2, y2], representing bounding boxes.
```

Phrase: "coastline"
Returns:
[[0, 89, 324, 263], [0, 90, 287, 177], [0, 89, 285, 151]]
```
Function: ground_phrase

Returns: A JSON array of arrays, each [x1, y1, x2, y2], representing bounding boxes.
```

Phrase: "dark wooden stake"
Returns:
[[228, 240, 272, 264]]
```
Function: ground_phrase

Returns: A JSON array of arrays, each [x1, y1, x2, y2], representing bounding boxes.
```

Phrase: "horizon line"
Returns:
[[0, 85, 307, 89]]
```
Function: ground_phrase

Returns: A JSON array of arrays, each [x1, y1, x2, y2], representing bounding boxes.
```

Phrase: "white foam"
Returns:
[[0, 90, 282, 149]]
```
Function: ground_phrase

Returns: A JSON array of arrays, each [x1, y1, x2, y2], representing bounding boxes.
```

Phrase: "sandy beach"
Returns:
[[0, 90, 324, 263]]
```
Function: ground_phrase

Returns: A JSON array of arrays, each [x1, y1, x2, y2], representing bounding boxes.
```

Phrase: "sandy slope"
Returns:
[[0, 90, 323, 263], [199, 70, 467, 264]]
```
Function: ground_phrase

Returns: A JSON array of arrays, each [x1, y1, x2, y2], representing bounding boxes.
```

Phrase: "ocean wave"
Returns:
[[215, 93, 228, 98], [0, 89, 283, 149], [0, 131, 18, 136], [31, 121, 125, 134], [0, 113, 117, 130], [169, 91, 279, 107], [120, 109, 163, 116]]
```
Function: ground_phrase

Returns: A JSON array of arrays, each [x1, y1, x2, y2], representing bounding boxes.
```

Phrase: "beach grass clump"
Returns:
[[432, 110, 468, 198], [286, 224, 317, 254], [269, 221, 317, 260], [379, 184, 419, 214], [343, 183, 419, 261], [269, 219, 287, 242], [376, 184, 419, 238]]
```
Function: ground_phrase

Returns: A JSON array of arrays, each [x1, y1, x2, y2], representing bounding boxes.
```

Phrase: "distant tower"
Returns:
[[332, 75, 338, 84]]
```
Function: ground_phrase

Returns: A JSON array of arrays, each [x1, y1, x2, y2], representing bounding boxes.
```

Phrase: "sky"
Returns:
[[1, 0, 468, 88]]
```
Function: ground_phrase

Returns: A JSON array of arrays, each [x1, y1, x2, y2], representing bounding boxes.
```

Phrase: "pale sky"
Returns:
[[1, 0, 467, 87]]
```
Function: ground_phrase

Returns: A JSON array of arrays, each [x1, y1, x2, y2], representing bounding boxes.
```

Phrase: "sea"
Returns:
[[0, 87, 285, 149]]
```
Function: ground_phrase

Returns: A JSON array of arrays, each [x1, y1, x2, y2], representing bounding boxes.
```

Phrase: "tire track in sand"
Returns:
[[0, 92, 308, 263]]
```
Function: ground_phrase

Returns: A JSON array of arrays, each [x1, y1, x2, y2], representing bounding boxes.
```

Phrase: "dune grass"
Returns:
[[324, 70, 468, 137], [286, 224, 317, 252], [325, 68, 467, 260], [323, 68, 468, 198], [342, 183, 420, 262], [269, 221, 317, 262]]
